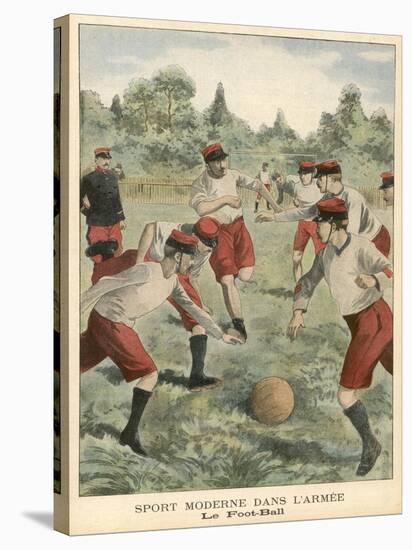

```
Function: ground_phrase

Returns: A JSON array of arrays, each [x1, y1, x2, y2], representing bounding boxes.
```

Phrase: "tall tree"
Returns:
[[122, 78, 156, 134], [153, 65, 196, 131], [110, 94, 123, 128], [204, 81, 231, 128]]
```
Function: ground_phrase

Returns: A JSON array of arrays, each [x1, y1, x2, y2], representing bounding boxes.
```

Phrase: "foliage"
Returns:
[[81, 71, 394, 183]]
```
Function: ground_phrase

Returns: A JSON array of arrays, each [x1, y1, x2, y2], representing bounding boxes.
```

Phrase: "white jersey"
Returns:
[[275, 185, 382, 241], [258, 169, 272, 185], [81, 263, 223, 339], [190, 168, 260, 224], [148, 221, 210, 279], [293, 234, 392, 316]]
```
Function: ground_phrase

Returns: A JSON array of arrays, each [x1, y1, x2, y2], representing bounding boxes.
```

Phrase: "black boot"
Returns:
[[254, 201, 259, 213], [344, 400, 382, 476], [188, 335, 221, 391], [232, 318, 247, 341], [85, 239, 118, 261], [119, 387, 151, 456]]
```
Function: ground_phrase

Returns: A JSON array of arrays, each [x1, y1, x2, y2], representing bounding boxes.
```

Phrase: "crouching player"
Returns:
[[80, 230, 242, 456], [287, 198, 393, 476]]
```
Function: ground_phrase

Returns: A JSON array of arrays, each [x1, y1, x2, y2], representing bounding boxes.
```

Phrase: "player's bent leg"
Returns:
[[292, 250, 304, 282], [135, 370, 158, 392], [337, 386, 358, 409], [238, 266, 254, 282], [340, 386, 382, 476], [220, 274, 247, 341], [119, 372, 158, 457], [188, 334, 221, 391]]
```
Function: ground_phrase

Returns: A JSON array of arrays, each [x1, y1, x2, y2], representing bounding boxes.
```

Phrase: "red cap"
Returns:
[[379, 171, 394, 189], [165, 230, 198, 255], [94, 146, 112, 158], [194, 217, 220, 239], [298, 160, 316, 173], [315, 160, 341, 176], [193, 217, 220, 247], [201, 143, 228, 162], [314, 197, 348, 222]]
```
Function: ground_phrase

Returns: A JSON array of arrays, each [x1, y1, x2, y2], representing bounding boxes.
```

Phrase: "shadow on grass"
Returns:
[[259, 287, 294, 300], [158, 368, 188, 388]]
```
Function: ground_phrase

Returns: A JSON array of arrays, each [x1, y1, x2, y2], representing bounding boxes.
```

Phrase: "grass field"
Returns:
[[79, 200, 394, 496]]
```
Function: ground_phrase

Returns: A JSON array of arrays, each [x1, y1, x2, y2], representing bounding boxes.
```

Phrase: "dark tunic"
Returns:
[[80, 169, 125, 226]]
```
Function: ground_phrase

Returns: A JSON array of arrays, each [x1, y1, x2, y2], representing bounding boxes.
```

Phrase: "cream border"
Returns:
[[54, 14, 402, 536]]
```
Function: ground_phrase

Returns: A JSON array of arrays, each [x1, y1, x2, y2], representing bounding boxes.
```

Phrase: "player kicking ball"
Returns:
[[80, 230, 242, 456], [287, 198, 393, 476]]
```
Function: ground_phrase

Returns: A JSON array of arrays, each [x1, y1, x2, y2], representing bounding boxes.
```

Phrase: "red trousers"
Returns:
[[293, 220, 326, 255], [340, 298, 393, 389], [372, 225, 391, 258], [209, 217, 255, 281], [80, 309, 157, 382], [86, 223, 123, 264]]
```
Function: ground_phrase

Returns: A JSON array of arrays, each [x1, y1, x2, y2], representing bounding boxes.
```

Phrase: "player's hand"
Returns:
[[120, 220, 127, 230], [82, 197, 91, 209], [225, 195, 242, 209], [255, 211, 275, 223], [286, 311, 305, 340], [222, 333, 244, 345], [355, 274, 377, 289]]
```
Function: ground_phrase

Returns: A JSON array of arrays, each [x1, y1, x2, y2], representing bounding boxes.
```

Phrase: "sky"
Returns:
[[80, 24, 395, 138]]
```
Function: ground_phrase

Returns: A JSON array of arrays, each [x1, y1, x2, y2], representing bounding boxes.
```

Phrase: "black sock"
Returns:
[[343, 400, 374, 444]]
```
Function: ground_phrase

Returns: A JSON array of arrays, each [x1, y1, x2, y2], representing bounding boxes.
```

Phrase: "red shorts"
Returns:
[[91, 249, 138, 285], [86, 223, 123, 264], [257, 183, 272, 200], [209, 217, 255, 281], [340, 298, 393, 389], [168, 273, 202, 332], [144, 252, 202, 331], [372, 225, 391, 258], [80, 309, 157, 382], [293, 220, 326, 255]]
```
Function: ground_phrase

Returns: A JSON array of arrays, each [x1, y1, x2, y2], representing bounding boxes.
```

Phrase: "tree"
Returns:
[[122, 78, 156, 134], [204, 82, 231, 128], [110, 94, 123, 128], [153, 65, 196, 131]]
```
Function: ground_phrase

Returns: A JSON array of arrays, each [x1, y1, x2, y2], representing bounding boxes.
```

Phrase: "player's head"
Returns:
[[164, 230, 198, 274], [315, 160, 342, 193], [272, 172, 283, 186], [262, 162, 269, 170], [379, 171, 394, 206], [193, 217, 220, 253], [202, 143, 229, 178], [94, 146, 112, 170], [298, 161, 316, 186], [314, 197, 348, 243]]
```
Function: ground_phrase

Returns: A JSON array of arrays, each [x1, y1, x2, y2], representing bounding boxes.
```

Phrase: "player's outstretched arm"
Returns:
[[222, 333, 244, 345], [287, 310, 305, 340], [255, 210, 275, 223], [135, 222, 156, 263], [256, 181, 283, 213]]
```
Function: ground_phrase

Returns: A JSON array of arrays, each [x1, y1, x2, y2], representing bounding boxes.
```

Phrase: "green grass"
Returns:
[[79, 200, 393, 496]]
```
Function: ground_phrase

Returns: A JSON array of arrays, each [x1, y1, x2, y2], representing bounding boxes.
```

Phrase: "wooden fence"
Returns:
[[119, 177, 387, 210]]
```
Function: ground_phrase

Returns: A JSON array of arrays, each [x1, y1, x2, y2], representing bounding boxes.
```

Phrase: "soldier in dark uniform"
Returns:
[[80, 146, 126, 269]]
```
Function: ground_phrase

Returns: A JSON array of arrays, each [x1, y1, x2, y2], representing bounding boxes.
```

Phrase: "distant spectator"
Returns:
[[114, 162, 126, 181]]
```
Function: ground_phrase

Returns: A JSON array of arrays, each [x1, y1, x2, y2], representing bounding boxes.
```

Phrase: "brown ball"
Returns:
[[250, 377, 294, 425]]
